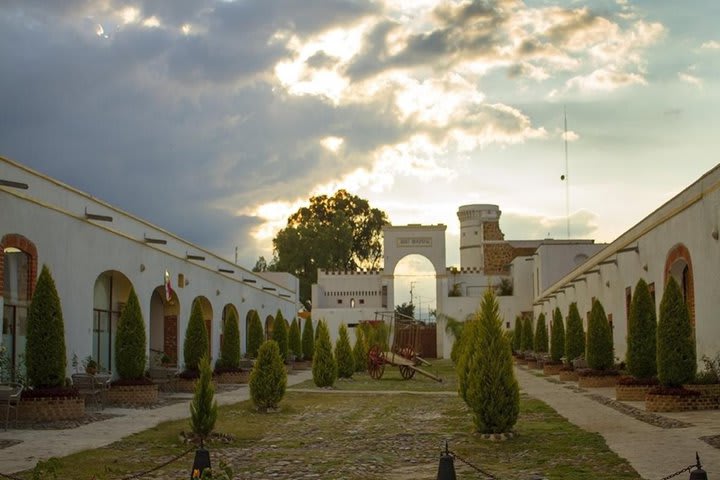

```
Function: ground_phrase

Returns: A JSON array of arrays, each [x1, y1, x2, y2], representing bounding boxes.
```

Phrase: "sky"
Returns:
[[1, 0, 718, 291]]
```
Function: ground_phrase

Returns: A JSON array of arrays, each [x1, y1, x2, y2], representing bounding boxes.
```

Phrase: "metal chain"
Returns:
[[120, 446, 195, 479], [449, 450, 498, 479], [657, 464, 696, 480]]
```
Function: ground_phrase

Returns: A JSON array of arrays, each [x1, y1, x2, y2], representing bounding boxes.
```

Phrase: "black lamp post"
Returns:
[[190, 446, 211, 479], [437, 442, 457, 480], [689, 453, 708, 480]]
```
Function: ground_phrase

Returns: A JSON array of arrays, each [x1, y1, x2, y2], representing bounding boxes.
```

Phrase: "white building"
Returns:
[[313, 166, 720, 363], [1, 156, 300, 377]]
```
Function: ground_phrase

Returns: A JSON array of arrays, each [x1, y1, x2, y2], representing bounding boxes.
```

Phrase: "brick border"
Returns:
[[106, 384, 159, 405], [0, 233, 39, 298], [578, 375, 619, 388], [559, 370, 579, 381], [616, 384, 652, 401], [18, 396, 85, 422], [646, 392, 719, 412]]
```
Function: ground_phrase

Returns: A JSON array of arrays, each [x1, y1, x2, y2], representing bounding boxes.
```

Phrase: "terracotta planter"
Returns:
[[543, 363, 563, 375], [578, 374, 619, 388], [559, 370, 579, 382], [106, 384, 159, 405], [646, 392, 720, 412], [18, 396, 84, 422], [616, 384, 653, 401]]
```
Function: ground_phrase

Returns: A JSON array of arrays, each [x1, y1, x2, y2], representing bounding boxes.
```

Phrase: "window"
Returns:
[[2, 247, 30, 380], [359, 299, 365, 305], [337, 299, 343, 305]]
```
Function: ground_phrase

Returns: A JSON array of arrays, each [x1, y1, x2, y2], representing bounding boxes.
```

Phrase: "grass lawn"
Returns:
[[16, 366, 641, 479]]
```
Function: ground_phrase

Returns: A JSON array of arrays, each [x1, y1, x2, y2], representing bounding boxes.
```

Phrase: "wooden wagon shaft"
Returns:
[[410, 365, 443, 383]]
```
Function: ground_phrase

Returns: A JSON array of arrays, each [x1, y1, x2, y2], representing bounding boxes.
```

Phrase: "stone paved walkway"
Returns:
[[515, 367, 720, 480]]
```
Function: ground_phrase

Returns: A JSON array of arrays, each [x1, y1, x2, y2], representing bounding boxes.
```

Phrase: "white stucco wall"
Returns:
[[1, 157, 299, 377]]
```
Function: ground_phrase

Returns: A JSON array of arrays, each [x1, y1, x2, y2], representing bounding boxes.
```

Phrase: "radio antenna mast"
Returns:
[[563, 107, 570, 238]]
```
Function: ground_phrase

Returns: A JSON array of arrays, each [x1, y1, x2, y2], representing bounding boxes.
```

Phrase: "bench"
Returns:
[[72, 374, 110, 410]]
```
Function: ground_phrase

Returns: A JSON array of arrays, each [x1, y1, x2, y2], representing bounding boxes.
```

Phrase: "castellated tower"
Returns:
[[457, 204, 506, 272]]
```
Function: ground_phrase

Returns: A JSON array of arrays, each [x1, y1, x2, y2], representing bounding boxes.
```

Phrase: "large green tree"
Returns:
[[534, 313, 548, 354], [246, 310, 264, 359], [272, 310, 289, 362], [335, 324, 354, 379], [269, 190, 389, 304], [219, 308, 240, 370], [586, 299, 614, 371], [657, 277, 696, 387], [521, 316, 534, 352], [565, 302, 585, 364], [301, 317, 314, 361], [115, 287, 147, 380], [550, 307, 566, 363], [184, 300, 209, 371]]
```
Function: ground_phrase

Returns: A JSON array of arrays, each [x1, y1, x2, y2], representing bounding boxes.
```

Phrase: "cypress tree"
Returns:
[[288, 318, 302, 360], [565, 302, 585, 364], [312, 321, 337, 387], [246, 310, 264, 358], [550, 307, 566, 362], [353, 328, 368, 372], [534, 313, 549, 353], [626, 279, 657, 379], [184, 300, 209, 371], [272, 310, 289, 362], [220, 308, 240, 370], [25, 264, 67, 388], [301, 317, 314, 361], [465, 289, 520, 434], [249, 340, 287, 411], [114, 287, 147, 380], [512, 316, 522, 353], [657, 277, 696, 387], [456, 317, 478, 403], [521, 316, 534, 352], [190, 355, 218, 445], [335, 324, 354, 378], [586, 299, 614, 370]]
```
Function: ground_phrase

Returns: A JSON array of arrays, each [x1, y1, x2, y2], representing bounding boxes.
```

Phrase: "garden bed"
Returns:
[[577, 370, 619, 388], [645, 387, 717, 412]]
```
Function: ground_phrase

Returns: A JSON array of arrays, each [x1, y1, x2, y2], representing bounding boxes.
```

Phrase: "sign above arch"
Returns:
[[382, 225, 447, 276]]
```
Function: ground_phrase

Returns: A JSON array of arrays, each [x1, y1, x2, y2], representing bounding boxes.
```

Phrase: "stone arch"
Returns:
[[1, 234, 39, 378], [664, 243, 695, 325], [92, 270, 134, 372], [149, 285, 180, 366], [191, 296, 214, 357]]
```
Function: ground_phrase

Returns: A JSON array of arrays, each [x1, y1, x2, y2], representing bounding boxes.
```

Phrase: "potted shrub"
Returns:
[[544, 308, 565, 375], [23, 265, 84, 421], [646, 278, 703, 412], [560, 303, 584, 381], [617, 279, 658, 401], [214, 309, 248, 384], [578, 299, 619, 388], [107, 287, 158, 405]]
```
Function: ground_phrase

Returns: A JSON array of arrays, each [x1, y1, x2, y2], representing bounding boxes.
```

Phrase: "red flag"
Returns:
[[165, 270, 175, 302]]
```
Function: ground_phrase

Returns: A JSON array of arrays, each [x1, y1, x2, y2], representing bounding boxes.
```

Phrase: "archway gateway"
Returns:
[[149, 285, 180, 366], [92, 270, 133, 372]]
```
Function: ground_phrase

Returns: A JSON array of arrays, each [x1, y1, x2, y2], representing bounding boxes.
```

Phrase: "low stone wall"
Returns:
[[559, 371, 579, 382], [646, 393, 720, 412], [543, 364, 563, 376], [106, 384, 159, 405], [18, 396, 85, 421], [215, 371, 250, 384], [684, 384, 720, 397], [578, 375, 618, 388], [293, 361, 312, 370], [616, 384, 652, 401], [526, 360, 538, 369]]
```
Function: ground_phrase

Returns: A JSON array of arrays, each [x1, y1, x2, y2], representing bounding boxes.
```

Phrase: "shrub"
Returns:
[[550, 308, 565, 362], [586, 299, 614, 371], [301, 317, 314, 361], [657, 277, 696, 387], [534, 313, 548, 353], [521, 316, 534, 352], [272, 310, 289, 362], [360, 321, 389, 351], [288, 318, 302, 360], [26, 264, 67, 388], [512, 316, 522, 353], [353, 328, 368, 372], [565, 302, 585, 363], [464, 289, 520, 434], [626, 278, 657, 379], [312, 321, 337, 387], [246, 310, 264, 359], [249, 340, 287, 411], [190, 355, 218, 445], [184, 300, 209, 371], [335, 324, 354, 378], [220, 308, 240, 370], [114, 287, 147, 380], [456, 317, 478, 403]]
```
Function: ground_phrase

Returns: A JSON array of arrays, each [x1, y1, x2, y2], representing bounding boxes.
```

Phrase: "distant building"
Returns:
[[313, 165, 720, 363], [1, 156, 299, 377]]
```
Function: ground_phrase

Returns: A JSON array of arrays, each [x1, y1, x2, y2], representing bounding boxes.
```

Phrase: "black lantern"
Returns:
[[190, 448, 211, 479], [437, 442, 457, 480]]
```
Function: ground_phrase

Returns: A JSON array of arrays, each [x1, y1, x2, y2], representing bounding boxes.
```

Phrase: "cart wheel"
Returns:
[[399, 346, 415, 361], [367, 345, 385, 380], [399, 365, 416, 380]]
